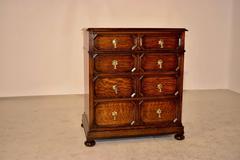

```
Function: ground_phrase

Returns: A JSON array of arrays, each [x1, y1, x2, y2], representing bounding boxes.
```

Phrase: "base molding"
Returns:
[[82, 114, 184, 145]]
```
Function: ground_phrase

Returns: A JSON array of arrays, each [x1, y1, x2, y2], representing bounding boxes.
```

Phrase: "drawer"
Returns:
[[141, 76, 177, 97], [95, 101, 136, 127], [94, 54, 136, 73], [94, 34, 136, 51], [141, 33, 179, 50], [95, 77, 135, 98], [141, 54, 178, 72], [140, 100, 177, 125]]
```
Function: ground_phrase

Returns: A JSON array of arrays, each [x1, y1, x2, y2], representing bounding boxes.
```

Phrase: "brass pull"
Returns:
[[112, 39, 118, 48], [157, 59, 163, 69], [111, 111, 118, 120], [112, 85, 118, 95], [112, 60, 118, 69], [156, 108, 162, 118], [158, 39, 164, 48], [157, 83, 163, 92]]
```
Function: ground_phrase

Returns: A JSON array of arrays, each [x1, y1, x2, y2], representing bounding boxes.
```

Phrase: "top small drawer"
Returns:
[[141, 33, 179, 50], [93, 34, 137, 51]]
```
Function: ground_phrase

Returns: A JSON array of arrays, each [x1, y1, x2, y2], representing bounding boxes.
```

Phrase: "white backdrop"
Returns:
[[0, 0, 239, 97]]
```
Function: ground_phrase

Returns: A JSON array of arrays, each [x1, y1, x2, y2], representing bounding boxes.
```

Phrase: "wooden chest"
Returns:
[[82, 28, 187, 147]]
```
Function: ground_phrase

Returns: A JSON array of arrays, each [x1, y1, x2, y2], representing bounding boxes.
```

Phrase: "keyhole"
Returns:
[[112, 60, 118, 69], [157, 59, 163, 69], [158, 39, 164, 48], [156, 109, 162, 118]]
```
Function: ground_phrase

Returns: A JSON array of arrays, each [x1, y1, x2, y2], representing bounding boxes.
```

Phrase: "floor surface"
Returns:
[[0, 90, 240, 160]]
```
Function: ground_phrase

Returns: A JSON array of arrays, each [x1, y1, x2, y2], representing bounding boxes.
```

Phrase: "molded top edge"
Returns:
[[86, 28, 188, 32]]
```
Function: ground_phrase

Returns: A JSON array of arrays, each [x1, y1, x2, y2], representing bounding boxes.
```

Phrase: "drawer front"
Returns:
[[140, 100, 177, 125], [95, 77, 135, 98], [95, 101, 136, 127], [94, 34, 136, 51], [141, 33, 179, 50], [141, 77, 177, 97], [141, 54, 178, 72], [94, 54, 136, 73]]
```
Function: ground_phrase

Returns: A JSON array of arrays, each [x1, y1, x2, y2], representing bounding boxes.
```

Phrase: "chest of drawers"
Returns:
[[82, 28, 187, 147]]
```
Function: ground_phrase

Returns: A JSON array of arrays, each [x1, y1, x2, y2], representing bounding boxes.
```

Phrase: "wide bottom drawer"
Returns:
[[93, 99, 179, 129], [95, 101, 136, 127]]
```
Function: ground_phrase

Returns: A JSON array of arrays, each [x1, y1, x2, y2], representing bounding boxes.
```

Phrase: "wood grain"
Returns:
[[140, 100, 176, 125], [95, 101, 135, 127], [141, 54, 178, 72], [95, 77, 134, 98], [95, 54, 135, 73], [141, 77, 177, 96], [83, 28, 187, 145], [94, 34, 135, 51], [142, 33, 179, 50]]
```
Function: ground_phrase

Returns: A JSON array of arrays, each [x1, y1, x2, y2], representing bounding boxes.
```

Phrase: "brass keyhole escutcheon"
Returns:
[[112, 111, 118, 120], [112, 39, 118, 48], [157, 83, 163, 92], [112, 60, 118, 69], [158, 39, 164, 48], [112, 84, 118, 95], [157, 59, 163, 69], [156, 108, 162, 118]]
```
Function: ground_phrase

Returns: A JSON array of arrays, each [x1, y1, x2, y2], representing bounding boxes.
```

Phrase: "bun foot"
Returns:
[[81, 123, 83, 128], [84, 140, 96, 147], [174, 133, 185, 140]]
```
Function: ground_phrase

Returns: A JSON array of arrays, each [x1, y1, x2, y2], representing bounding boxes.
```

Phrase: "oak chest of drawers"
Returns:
[[82, 28, 187, 146]]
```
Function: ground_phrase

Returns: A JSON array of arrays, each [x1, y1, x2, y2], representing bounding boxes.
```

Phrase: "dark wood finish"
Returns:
[[82, 28, 187, 147], [94, 54, 135, 73], [84, 140, 96, 147], [141, 54, 178, 72], [94, 34, 136, 51], [141, 33, 179, 50], [95, 101, 135, 127], [86, 125, 184, 139], [174, 133, 185, 140], [94, 77, 134, 98], [141, 76, 177, 96], [140, 100, 176, 125], [87, 28, 187, 32]]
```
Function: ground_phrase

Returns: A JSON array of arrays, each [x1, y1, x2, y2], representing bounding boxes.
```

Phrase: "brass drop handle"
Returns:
[[112, 60, 118, 69], [156, 108, 162, 118], [112, 39, 118, 48], [157, 83, 163, 92], [157, 59, 163, 69], [158, 39, 164, 48], [112, 84, 118, 95], [111, 111, 118, 120]]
